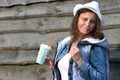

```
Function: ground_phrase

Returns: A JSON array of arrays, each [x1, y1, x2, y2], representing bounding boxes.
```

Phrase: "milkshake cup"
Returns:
[[36, 43, 51, 64]]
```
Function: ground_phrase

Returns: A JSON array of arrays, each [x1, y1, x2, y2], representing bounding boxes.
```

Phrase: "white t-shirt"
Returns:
[[58, 53, 71, 80]]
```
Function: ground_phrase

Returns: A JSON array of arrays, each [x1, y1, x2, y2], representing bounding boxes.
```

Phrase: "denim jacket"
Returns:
[[53, 36, 110, 80]]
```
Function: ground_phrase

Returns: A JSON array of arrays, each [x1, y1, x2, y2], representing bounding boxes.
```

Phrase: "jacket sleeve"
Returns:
[[77, 46, 109, 80]]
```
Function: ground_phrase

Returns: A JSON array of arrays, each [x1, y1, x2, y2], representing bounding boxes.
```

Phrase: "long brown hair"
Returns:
[[70, 8, 104, 42]]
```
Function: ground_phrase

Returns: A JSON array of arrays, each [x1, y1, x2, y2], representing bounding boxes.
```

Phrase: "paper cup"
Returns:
[[36, 44, 51, 64]]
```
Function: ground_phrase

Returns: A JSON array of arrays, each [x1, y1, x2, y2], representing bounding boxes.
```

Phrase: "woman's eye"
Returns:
[[91, 20, 96, 24], [83, 18, 87, 21]]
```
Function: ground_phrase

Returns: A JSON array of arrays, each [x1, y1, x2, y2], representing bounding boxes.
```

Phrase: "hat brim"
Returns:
[[73, 5, 104, 25]]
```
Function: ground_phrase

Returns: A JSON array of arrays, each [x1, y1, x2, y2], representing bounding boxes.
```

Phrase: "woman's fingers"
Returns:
[[44, 56, 53, 70], [69, 45, 82, 65]]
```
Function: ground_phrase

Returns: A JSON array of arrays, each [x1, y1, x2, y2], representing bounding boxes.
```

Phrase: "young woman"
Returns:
[[44, 1, 110, 80]]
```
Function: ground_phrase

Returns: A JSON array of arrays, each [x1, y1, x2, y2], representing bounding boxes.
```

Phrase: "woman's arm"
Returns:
[[77, 46, 109, 80]]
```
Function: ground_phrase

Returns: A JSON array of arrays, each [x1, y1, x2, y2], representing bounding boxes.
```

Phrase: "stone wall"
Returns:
[[0, 0, 119, 80]]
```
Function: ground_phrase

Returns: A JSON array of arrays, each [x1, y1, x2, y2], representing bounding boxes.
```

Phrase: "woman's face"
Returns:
[[77, 11, 96, 36]]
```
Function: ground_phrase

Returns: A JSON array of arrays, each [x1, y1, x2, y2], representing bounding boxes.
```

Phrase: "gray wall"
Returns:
[[0, 0, 120, 80]]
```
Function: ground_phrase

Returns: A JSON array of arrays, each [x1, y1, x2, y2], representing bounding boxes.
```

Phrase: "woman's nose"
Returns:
[[85, 21, 90, 27]]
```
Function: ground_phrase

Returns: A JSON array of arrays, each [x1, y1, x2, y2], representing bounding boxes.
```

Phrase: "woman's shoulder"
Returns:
[[60, 36, 72, 44], [80, 37, 110, 53]]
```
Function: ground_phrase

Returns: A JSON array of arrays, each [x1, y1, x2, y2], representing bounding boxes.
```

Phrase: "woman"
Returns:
[[44, 1, 110, 80]]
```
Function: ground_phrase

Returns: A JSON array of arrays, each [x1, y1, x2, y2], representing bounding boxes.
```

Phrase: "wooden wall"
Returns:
[[0, 0, 119, 80]]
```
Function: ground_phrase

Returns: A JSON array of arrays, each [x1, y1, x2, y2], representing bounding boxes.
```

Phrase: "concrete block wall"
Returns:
[[0, 0, 119, 80]]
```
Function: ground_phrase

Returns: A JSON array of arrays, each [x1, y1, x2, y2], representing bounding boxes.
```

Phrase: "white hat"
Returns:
[[73, 1, 104, 25]]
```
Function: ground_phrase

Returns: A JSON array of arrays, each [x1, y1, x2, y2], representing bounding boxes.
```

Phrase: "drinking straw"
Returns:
[[0, 47, 7, 50], [48, 34, 55, 46]]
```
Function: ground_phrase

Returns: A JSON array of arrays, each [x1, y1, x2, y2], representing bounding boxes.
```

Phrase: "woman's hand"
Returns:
[[69, 43, 82, 65], [44, 56, 54, 70]]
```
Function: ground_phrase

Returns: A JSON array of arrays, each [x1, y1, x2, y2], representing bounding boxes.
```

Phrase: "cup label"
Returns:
[[36, 45, 51, 64]]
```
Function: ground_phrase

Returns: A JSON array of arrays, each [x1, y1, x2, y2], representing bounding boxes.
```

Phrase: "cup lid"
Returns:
[[40, 43, 51, 50]]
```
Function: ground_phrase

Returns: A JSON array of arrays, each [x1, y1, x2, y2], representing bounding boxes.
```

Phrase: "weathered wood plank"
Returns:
[[0, 1, 80, 19], [0, 15, 120, 32], [0, 28, 118, 47], [0, 32, 69, 47], [0, 17, 72, 32], [0, 65, 52, 80], [103, 28, 120, 44], [0, 0, 120, 19], [0, 28, 119, 48], [0, 0, 56, 7]]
